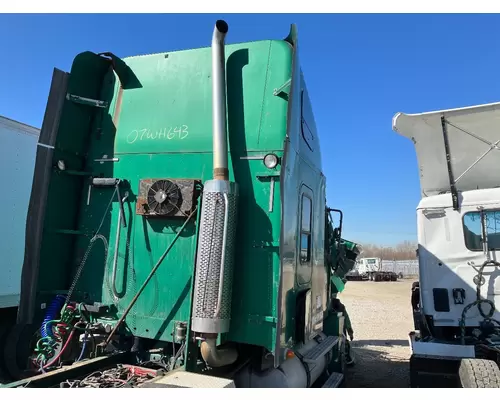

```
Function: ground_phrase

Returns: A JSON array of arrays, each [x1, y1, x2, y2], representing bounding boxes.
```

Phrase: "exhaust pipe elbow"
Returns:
[[211, 19, 230, 181], [200, 338, 238, 368]]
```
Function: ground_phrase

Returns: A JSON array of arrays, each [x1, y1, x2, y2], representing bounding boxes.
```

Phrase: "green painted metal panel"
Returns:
[[114, 40, 291, 155], [330, 275, 345, 293]]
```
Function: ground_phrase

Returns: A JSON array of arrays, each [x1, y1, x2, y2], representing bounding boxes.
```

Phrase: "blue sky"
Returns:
[[2, 13, 500, 246]]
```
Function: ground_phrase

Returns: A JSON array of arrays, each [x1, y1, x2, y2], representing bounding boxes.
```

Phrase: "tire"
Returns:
[[459, 358, 500, 388], [3, 323, 38, 381], [0, 323, 12, 382], [0, 308, 17, 382]]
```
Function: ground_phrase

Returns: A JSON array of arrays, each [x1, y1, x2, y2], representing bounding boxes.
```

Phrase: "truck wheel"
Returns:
[[3, 323, 38, 381], [0, 308, 17, 382], [459, 359, 500, 388], [0, 323, 12, 381]]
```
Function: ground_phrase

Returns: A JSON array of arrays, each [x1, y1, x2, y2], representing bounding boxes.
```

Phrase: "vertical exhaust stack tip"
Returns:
[[215, 19, 229, 35], [212, 19, 230, 181]]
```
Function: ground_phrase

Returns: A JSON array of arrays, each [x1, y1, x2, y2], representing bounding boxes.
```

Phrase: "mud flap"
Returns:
[[410, 355, 460, 387]]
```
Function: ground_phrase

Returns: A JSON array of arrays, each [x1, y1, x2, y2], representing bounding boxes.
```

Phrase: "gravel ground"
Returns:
[[339, 279, 415, 388]]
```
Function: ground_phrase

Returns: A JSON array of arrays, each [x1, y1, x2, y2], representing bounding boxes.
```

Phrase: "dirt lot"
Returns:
[[339, 279, 415, 388]]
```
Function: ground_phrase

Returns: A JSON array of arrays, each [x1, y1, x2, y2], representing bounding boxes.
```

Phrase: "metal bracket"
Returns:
[[248, 315, 278, 324], [240, 155, 265, 160], [94, 156, 120, 164], [440, 116, 459, 210], [66, 93, 109, 108], [269, 177, 275, 213], [273, 78, 291, 100]]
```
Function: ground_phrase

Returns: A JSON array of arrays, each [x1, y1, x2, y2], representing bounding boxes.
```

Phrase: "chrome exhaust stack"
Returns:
[[211, 19, 230, 181], [191, 20, 239, 367]]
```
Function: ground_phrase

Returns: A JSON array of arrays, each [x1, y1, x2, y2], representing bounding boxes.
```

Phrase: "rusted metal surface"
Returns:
[[135, 178, 199, 217]]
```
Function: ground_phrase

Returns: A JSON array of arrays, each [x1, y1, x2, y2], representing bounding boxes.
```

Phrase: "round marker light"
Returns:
[[263, 153, 279, 169], [57, 160, 66, 171], [285, 349, 295, 359]]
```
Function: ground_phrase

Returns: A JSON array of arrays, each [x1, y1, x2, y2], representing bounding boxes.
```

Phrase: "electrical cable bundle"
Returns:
[[32, 299, 96, 373], [62, 365, 156, 388]]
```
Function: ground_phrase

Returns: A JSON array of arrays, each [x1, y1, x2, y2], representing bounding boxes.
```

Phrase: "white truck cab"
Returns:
[[357, 257, 381, 274], [393, 101, 500, 387], [348, 257, 397, 282], [416, 189, 500, 328]]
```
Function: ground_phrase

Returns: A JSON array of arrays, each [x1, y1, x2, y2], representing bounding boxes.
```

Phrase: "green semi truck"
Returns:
[[1, 20, 360, 388]]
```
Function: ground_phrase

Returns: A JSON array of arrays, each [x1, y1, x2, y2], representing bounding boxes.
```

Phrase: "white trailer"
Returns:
[[0, 116, 39, 381], [0, 116, 39, 312], [393, 102, 500, 388]]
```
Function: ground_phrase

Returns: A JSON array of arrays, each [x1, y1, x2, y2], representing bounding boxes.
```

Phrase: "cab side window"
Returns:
[[300, 195, 312, 263]]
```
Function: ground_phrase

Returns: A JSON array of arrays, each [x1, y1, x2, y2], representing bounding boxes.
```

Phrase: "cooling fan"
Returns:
[[136, 178, 199, 218], [147, 179, 182, 216]]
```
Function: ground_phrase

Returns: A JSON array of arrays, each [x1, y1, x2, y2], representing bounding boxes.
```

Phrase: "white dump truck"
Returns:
[[0, 116, 39, 381]]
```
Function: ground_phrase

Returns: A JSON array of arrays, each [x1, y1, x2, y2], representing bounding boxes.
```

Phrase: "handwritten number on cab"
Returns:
[[127, 125, 189, 144]]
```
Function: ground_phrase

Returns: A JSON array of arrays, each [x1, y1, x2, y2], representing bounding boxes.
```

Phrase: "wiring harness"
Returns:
[[61, 364, 158, 388], [32, 297, 96, 373]]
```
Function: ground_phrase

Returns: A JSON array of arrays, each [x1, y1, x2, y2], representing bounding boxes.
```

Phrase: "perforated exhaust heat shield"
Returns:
[[191, 180, 238, 334]]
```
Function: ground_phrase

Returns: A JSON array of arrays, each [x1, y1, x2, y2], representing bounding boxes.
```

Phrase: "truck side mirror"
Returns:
[[327, 207, 343, 240]]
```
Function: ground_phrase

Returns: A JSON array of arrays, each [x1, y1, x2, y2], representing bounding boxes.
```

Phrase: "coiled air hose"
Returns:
[[40, 295, 66, 339], [460, 260, 500, 344], [35, 299, 80, 369]]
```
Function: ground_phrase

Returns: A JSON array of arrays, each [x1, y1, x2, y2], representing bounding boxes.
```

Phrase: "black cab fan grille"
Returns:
[[147, 179, 181, 215]]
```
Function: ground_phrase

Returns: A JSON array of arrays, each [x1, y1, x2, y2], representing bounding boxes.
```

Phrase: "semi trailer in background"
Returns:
[[0, 116, 39, 382]]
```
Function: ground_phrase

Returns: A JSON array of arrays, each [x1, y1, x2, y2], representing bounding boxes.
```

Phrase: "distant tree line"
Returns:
[[357, 240, 417, 260]]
